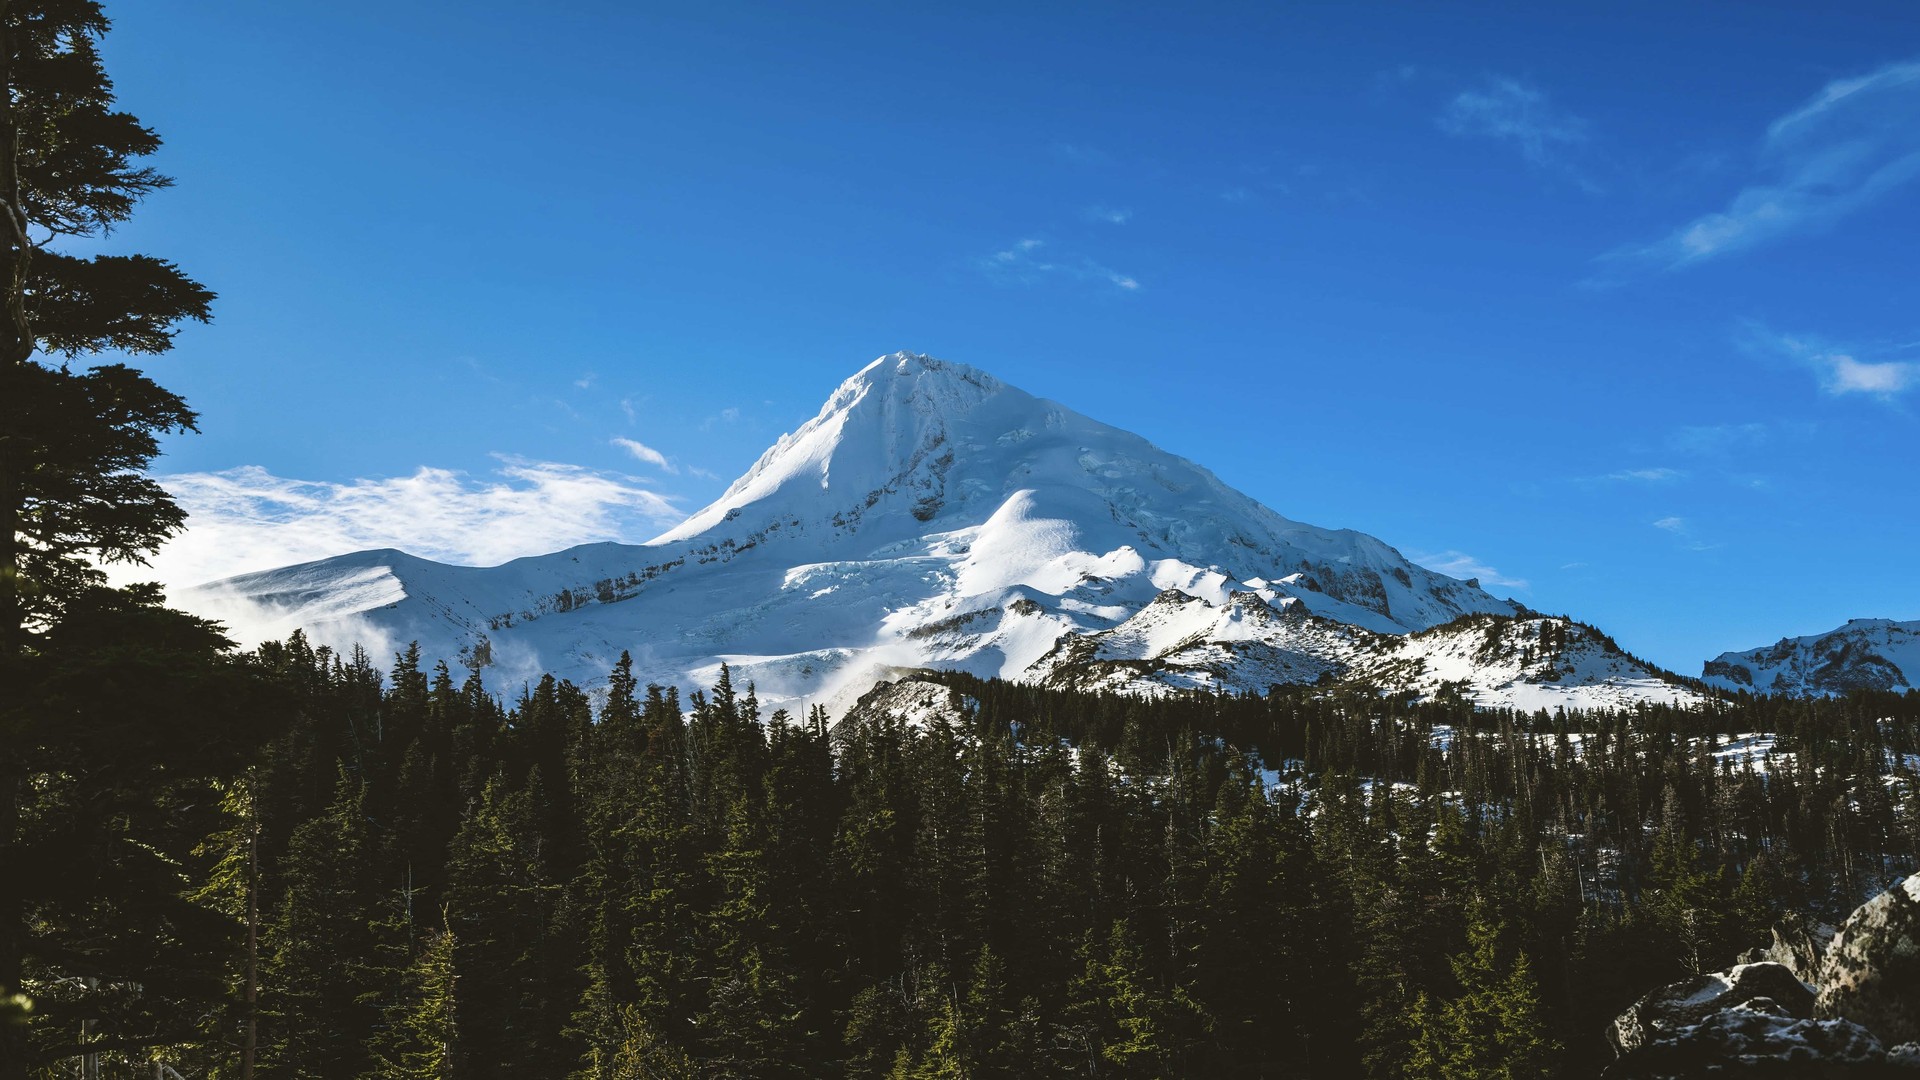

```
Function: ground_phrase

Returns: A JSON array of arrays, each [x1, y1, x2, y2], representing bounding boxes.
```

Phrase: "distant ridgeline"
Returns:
[[88, 633, 1920, 1078]]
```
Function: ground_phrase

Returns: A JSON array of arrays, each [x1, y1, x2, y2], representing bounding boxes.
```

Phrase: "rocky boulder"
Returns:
[[1609, 962, 1815, 1055], [1603, 1001, 1901, 1079], [1738, 910, 1838, 985], [1817, 875, 1920, 1047]]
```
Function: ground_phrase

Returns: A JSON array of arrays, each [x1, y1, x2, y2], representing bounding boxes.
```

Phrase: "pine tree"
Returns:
[[1405, 900, 1560, 1080], [594, 1005, 696, 1080], [570, 655, 651, 1078], [189, 769, 265, 1076], [4, 585, 264, 1074], [364, 920, 456, 1080], [834, 709, 918, 985], [1194, 768, 1330, 1075], [1641, 802, 1728, 977], [1063, 920, 1203, 1079], [0, 10, 237, 1068], [444, 774, 577, 1075], [618, 684, 704, 1059], [260, 769, 382, 1078], [905, 944, 1029, 1080], [696, 793, 808, 1077], [0, 0, 213, 641], [0, 10, 232, 1072]]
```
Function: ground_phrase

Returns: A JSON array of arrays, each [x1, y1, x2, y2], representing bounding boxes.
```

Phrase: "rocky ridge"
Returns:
[[1705, 619, 1920, 697]]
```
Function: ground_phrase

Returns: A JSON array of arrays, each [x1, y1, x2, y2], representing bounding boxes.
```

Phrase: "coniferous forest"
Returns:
[[5, 4, 1920, 1078], [12, 633, 1920, 1078]]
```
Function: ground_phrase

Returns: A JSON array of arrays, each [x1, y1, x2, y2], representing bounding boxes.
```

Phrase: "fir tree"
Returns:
[[696, 794, 808, 1078], [261, 769, 381, 1078], [1064, 920, 1204, 1079], [444, 774, 577, 1076], [364, 919, 456, 1080], [1405, 900, 1560, 1080], [0, 6, 236, 1072]]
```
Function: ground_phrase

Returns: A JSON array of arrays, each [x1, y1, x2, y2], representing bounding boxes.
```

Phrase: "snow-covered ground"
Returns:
[[1349, 614, 1703, 710], [1712, 733, 1782, 770]]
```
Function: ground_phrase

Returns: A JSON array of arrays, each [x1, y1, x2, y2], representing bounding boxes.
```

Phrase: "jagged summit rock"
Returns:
[[182, 351, 1694, 712]]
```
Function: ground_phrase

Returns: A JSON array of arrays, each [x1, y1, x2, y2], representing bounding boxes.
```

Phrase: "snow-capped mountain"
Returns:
[[1704, 619, 1920, 696], [184, 352, 1692, 711]]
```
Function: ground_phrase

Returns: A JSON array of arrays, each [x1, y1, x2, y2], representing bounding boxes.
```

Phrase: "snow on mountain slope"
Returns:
[[1350, 614, 1703, 711], [182, 352, 1578, 710], [1704, 619, 1920, 696], [1015, 592, 1702, 710], [1030, 589, 1367, 695]]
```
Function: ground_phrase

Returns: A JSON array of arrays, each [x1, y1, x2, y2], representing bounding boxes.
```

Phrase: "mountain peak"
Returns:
[[189, 350, 1544, 711], [819, 353, 1009, 437], [651, 352, 1020, 546], [824, 351, 1011, 461], [649, 351, 1510, 635], [849, 351, 1004, 396]]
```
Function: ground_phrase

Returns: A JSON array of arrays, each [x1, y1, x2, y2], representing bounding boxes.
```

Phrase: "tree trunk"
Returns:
[[243, 802, 259, 1080], [0, 5, 35, 1077], [0, 762, 19, 1080]]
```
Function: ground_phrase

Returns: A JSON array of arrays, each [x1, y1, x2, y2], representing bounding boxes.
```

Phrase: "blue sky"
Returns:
[[97, 1, 1918, 674]]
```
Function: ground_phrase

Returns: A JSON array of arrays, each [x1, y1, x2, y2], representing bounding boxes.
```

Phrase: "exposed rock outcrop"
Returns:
[[1608, 963, 1814, 1056], [1607, 875, 1920, 1076], [1737, 911, 1838, 985], [1816, 876, 1920, 1047], [1605, 1001, 1892, 1079]]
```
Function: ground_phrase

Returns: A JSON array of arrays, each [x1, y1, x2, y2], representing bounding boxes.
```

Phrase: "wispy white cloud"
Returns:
[[1608, 57, 1920, 270], [611, 436, 678, 473], [1651, 515, 1722, 552], [1603, 467, 1686, 483], [1084, 205, 1132, 224], [1440, 76, 1597, 188], [991, 237, 1045, 266], [983, 237, 1140, 291], [699, 406, 742, 432], [1411, 550, 1529, 590], [1667, 422, 1771, 456], [129, 458, 684, 594], [1744, 326, 1920, 400], [1826, 353, 1920, 396]]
